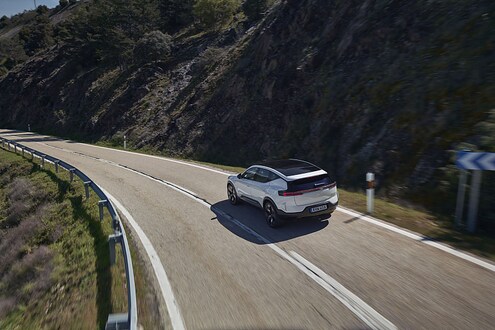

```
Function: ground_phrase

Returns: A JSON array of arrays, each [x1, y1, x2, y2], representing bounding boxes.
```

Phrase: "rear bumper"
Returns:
[[277, 202, 338, 219]]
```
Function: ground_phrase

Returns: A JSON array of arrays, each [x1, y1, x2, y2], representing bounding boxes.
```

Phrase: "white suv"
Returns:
[[227, 159, 338, 227]]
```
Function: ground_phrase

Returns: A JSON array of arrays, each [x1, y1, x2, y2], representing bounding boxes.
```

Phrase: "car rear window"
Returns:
[[287, 174, 333, 192], [260, 159, 320, 176]]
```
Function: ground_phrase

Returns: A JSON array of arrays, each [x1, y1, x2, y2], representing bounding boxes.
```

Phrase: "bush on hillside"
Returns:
[[0, 15, 9, 29], [133, 30, 172, 64], [159, 0, 194, 33], [242, 0, 269, 21], [59, 0, 159, 68], [36, 5, 49, 15], [193, 0, 240, 29], [18, 16, 54, 56]]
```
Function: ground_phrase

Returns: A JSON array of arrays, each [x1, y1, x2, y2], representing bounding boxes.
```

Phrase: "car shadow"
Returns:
[[211, 200, 329, 244]]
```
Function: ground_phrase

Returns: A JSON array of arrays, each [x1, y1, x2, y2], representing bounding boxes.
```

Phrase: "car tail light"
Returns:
[[278, 190, 303, 196], [278, 182, 336, 197]]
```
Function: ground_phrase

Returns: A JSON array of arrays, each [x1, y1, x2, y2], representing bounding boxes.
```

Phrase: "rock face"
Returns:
[[1, 0, 494, 225]]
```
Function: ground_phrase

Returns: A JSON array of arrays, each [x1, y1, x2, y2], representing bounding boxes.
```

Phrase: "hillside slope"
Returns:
[[0, 0, 494, 228]]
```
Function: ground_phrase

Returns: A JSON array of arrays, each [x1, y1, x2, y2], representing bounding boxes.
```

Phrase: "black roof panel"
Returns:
[[257, 159, 321, 177]]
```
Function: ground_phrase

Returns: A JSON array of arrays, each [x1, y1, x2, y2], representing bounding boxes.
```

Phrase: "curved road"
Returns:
[[1, 129, 494, 329]]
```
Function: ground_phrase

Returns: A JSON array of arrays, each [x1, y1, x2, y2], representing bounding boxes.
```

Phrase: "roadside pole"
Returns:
[[467, 171, 482, 233], [124, 135, 127, 150], [455, 170, 467, 227], [366, 172, 375, 214]]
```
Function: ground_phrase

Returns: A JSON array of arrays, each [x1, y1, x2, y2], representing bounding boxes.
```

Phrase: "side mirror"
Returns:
[[237, 173, 242, 179]]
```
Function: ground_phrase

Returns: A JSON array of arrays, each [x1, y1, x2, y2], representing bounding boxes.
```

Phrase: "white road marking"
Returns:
[[337, 206, 495, 272], [100, 188, 186, 330], [71, 140, 232, 176], [210, 207, 396, 330], [290, 251, 397, 330]]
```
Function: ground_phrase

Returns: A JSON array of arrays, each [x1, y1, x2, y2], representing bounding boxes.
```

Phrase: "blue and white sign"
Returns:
[[456, 152, 495, 171]]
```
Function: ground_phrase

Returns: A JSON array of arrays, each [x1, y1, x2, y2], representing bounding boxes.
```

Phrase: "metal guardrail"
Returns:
[[0, 137, 137, 330]]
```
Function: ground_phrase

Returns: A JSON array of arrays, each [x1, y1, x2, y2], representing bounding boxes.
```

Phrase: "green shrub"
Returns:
[[18, 16, 54, 56], [36, 5, 49, 15], [193, 0, 240, 29], [242, 0, 268, 21], [133, 31, 172, 64], [0, 15, 9, 29], [159, 0, 195, 33]]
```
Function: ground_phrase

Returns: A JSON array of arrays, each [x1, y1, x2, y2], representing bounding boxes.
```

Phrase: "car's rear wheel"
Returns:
[[227, 183, 239, 205], [264, 201, 284, 228]]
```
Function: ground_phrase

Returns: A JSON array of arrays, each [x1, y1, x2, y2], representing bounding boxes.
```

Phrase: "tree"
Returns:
[[18, 16, 54, 56], [242, 0, 268, 21], [193, 0, 240, 29], [133, 30, 172, 64], [36, 5, 49, 15], [60, 0, 160, 68], [158, 0, 194, 33], [0, 16, 9, 29], [59, 0, 69, 7]]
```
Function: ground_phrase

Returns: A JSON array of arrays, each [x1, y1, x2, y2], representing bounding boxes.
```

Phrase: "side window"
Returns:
[[254, 168, 270, 183], [242, 168, 257, 180], [254, 168, 279, 183]]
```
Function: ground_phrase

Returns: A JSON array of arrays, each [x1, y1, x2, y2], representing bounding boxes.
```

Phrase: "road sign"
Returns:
[[456, 152, 495, 171]]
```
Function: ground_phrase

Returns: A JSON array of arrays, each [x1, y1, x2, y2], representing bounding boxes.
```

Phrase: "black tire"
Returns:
[[227, 183, 240, 205], [264, 201, 284, 228]]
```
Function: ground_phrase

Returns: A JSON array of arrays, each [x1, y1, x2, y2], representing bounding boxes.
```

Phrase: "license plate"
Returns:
[[310, 205, 328, 213]]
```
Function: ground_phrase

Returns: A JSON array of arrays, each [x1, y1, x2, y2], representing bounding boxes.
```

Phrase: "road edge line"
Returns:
[[101, 188, 186, 330], [337, 206, 495, 272]]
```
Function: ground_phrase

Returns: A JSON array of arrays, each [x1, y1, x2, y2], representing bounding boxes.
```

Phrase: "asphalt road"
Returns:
[[1, 129, 495, 329]]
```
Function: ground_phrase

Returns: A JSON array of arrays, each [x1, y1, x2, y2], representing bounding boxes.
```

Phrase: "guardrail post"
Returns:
[[84, 181, 91, 199], [108, 233, 122, 265], [99, 200, 108, 221], [21, 147, 24, 157], [54, 160, 59, 173], [41, 155, 45, 168], [69, 169, 75, 182]]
